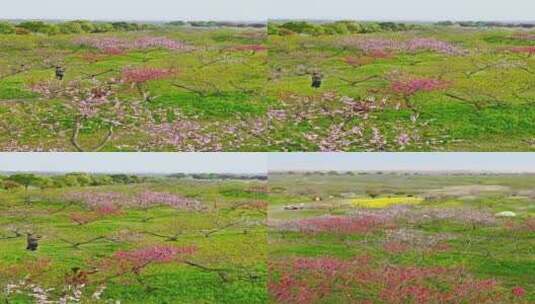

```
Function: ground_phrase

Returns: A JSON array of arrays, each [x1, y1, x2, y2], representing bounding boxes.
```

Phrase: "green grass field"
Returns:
[[268, 172, 535, 303], [0, 176, 267, 303], [267, 24, 535, 151], [0, 26, 268, 151], [1, 23, 534, 151]]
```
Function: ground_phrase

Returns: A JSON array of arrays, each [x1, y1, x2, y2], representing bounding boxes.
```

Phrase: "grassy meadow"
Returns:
[[267, 22, 535, 151], [0, 25, 268, 151], [0, 174, 267, 303], [268, 172, 535, 303], [1, 21, 535, 151]]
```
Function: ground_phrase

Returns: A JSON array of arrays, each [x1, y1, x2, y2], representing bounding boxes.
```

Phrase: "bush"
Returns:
[[92, 23, 114, 33], [271, 21, 415, 36], [14, 20, 156, 35], [2, 180, 21, 191], [14, 27, 31, 35], [18, 21, 49, 34], [0, 22, 15, 34], [58, 22, 84, 34], [279, 21, 325, 36]]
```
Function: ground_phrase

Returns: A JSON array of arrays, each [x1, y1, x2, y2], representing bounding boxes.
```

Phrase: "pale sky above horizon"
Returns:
[[268, 153, 535, 173], [0, 153, 266, 174], [1, 153, 534, 174], [1, 0, 534, 22]]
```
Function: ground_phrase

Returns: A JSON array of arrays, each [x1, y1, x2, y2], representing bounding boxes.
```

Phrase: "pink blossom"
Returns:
[[512, 286, 526, 297], [391, 78, 449, 96], [512, 32, 535, 41], [133, 37, 193, 50], [64, 190, 202, 211], [65, 191, 127, 208], [283, 215, 389, 235], [397, 133, 410, 146], [108, 245, 198, 275], [383, 241, 409, 253], [341, 37, 465, 56], [270, 257, 505, 304], [508, 46, 535, 55], [114, 245, 196, 264], [74, 36, 194, 54], [121, 67, 175, 84], [134, 190, 203, 210], [267, 109, 287, 121], [405, 38, 466, 55]]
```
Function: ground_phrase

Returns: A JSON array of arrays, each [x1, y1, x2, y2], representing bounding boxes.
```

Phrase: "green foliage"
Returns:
[[268, 24, 535, 151], [272, 20, 415, 36], [13, 20, 158, 35], [0, 27, 266, 151], [17, 21, 59, 35], [269, 173, 535, 302], [58, 21, 84, 34], [5, 173, 39, 190], [0, 22, 15, 34], [0, 177, 267, 303]]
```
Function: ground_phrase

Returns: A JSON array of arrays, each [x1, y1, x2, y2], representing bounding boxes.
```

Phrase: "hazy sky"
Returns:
[[268, 153, 535, 173], [2, 153, 534, 174], [1, 0, 534, 21], [0, 153, 266, 174]]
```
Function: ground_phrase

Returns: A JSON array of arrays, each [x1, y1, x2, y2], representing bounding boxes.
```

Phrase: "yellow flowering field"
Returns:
[[351, 196, 423, 208]]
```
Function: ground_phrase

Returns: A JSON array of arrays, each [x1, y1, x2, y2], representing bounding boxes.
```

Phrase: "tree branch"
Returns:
[[71, 117, 114, 152]]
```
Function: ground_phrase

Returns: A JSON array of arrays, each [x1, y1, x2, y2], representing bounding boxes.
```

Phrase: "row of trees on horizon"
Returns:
[[0, 20, 266, 35], [0, 172, 267, 191]]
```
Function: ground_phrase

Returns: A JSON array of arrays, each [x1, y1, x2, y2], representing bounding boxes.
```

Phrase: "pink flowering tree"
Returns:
[[143, 113, 268, 151], [95, 245, 196, 291], [133, 190, 203, 222], [340, 37, 465, 56], [269, 256, 519, 304], [508, 46, 535, 58], [74, 36, 194, 56], [287, 214, 391, 235], [388, 73, 450, 111], [69, 203, 123, 225], [30, 78, 150, 151], [267, 92, 424, 151], [65, 190, 203, 223], [121, 67, 176, 101]]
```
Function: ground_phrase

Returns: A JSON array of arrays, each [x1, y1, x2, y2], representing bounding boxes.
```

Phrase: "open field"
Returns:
[[267, 21, 535, 151], [0, 173, 267, 303], [268, 172, 535, 303], [0, 23, 267, 151], [2, 21, 535, 151]]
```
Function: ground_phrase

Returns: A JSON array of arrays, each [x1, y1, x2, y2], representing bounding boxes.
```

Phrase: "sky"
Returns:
[[0, 153, 266, 174], [2, 153, 534, 174], [268, 153, 535, 173], [1, 0, 534, 21]]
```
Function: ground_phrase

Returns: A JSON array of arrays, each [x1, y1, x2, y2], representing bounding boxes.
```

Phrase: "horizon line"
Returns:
[[2, 18, 535, 23], [268, 170, 535, 174], [0, 170, 267, 175]]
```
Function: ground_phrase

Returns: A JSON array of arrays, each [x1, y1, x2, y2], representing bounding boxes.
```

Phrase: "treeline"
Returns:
[[168, 173, 267, 180], [0, 20, 159, 35], [268, 21, 418, 36], [166, 21, 265, 28], [0, 173, 148, 190], [436, 21, 535, 29], [0, 20, 267, 35]]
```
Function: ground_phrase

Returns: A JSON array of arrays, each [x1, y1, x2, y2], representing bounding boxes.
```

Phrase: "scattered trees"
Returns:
[[269, 21, 418, 36], [6, 20, 158, 36]]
